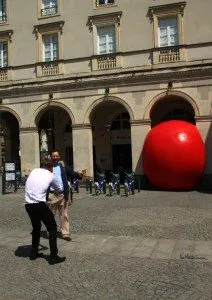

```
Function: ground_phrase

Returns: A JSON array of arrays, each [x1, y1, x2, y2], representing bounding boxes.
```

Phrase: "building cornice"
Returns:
[[1, 66, 212, 98]]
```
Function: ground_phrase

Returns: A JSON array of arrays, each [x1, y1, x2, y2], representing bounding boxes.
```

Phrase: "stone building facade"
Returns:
[[0, 0, 211, 182]]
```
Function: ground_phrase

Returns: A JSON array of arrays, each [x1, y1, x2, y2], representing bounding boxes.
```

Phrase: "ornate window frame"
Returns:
[[0, 30, 13, 81], [34, 21, 64, 77], [88, 12, 122, 70], [149, 2, 186, 65]]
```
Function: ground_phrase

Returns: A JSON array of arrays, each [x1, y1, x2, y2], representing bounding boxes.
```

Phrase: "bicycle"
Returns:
[[16, 171, 28, 189], [124, 172, 135, 196], [94, 172, 106, 196], [108, 172, 120, 196]]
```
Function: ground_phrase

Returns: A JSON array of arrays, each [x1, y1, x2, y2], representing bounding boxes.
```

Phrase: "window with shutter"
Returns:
[[0, 0, 6, 23], [97, 26, 116, 55], [0, 42, 7, 68], [43, 34, 58, 62], [158, 17, 178, 47], [41, 0, 57, 16]]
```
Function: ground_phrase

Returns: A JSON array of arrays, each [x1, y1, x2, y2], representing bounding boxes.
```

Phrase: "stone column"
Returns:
[[72, 124, 93, 179], [196, 117, 212, 174], [19, 127, 40, 175], [131, 120, 151, 175]]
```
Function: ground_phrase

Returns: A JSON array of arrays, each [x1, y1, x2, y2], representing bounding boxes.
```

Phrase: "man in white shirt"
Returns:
[[25, 158, 66, 265]]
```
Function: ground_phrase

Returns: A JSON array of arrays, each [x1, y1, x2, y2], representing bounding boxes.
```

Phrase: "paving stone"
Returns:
[[0, 189, 212, 299]]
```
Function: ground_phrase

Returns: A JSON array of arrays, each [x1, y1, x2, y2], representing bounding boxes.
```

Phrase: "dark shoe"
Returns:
[[30, 252, 44, 260], [49, 255, 66, 265], [62, 235, 72, 241]]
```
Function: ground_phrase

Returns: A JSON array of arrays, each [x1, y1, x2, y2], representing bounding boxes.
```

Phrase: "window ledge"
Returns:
[[94, 4, 117, 10], [38, 13, 61, 20]]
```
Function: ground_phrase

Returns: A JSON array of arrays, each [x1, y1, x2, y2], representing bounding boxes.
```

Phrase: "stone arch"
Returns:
[[33, 101, 75, 127], [0, 106, 22, 127], [106, 107, 129, 125], [143, 90, 200, 120], [83, 96, 134, 124]]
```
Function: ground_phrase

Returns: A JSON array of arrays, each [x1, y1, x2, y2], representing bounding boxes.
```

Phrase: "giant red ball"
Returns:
[[142, 120, 205, 190]]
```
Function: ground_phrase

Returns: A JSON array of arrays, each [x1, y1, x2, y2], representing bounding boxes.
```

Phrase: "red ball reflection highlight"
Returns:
[[143, 120, 205, 190]]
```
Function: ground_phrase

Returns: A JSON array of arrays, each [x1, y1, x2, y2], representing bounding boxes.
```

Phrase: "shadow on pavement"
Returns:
[[40, 230, 66, 240], [14, 244, 49, 261]]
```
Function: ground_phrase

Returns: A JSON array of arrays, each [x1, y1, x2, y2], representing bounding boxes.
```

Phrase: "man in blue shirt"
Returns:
[[47, 150, 71, 241]]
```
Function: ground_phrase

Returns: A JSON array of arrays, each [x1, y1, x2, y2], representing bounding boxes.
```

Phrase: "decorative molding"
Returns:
[[131, 119, 151, 126], [149, 2, 186, 18], [88, 11, 122, 30], [34, 21, 65, 38], [20, 127, 38, 133], [1, 66, 212, 98], [195, 116, 212, 122], [0, 30, 13, 42], [72, 123, 92, 130]]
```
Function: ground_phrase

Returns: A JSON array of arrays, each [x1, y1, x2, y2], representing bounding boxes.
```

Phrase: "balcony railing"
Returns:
[[159, 46, 180, 63], [0, 68, 8, 81], [97, 55, 116, 69], [42, 62, 59, 76], [41, 6, 58, 16], [0, 13, 7, 23]]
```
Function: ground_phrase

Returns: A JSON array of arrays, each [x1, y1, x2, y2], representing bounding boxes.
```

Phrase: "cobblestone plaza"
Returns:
[[0, 189, 211, 299]]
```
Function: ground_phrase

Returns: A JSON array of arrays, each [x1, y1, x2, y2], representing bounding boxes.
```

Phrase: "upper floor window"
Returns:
[[96, 0, 114, 7], [0, 41, 7, 67], [41, 0, 58, 16], [0, 0, 7, 23], [149, 2, 186, 64], [34, 21, 64, 76], [43, 34, 58, 62], [88, 12, 121, 70], [158, 17, 178, 47], [97, 26, 116, 55]]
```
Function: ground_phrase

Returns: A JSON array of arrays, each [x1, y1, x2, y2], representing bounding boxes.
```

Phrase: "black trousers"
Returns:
[[25, 202, 58, 257]]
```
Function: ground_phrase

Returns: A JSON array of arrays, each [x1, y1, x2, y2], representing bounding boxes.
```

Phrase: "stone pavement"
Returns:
[[0, 188, 212, 299]]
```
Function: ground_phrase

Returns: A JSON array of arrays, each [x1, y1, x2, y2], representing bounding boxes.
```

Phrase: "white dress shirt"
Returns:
[[25, 168, 62, 204]]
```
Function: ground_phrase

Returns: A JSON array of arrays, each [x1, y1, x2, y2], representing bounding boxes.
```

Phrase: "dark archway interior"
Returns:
[[1, 111, 19, 167], [37, 107, 72, 164], [150, 95, 195, 127], [90, 101, 132, 181]]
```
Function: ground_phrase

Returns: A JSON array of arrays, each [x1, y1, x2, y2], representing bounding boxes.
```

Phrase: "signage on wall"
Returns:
[[5, 162, 15, 172], [2, 161, 17, 194]]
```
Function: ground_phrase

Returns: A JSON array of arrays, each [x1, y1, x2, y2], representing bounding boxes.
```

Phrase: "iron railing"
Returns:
[[41, 6, 58, 16], [0, 14, 7, 23], [159, 46, 180, 63], [42, 62, 59, 76], [97, 54, 116, 69]]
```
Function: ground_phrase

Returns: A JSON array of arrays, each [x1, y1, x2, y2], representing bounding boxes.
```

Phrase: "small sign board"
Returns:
[[6, 172, 15, 181], [5, 162, 15, 172], [2, 161, 17, 194]]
